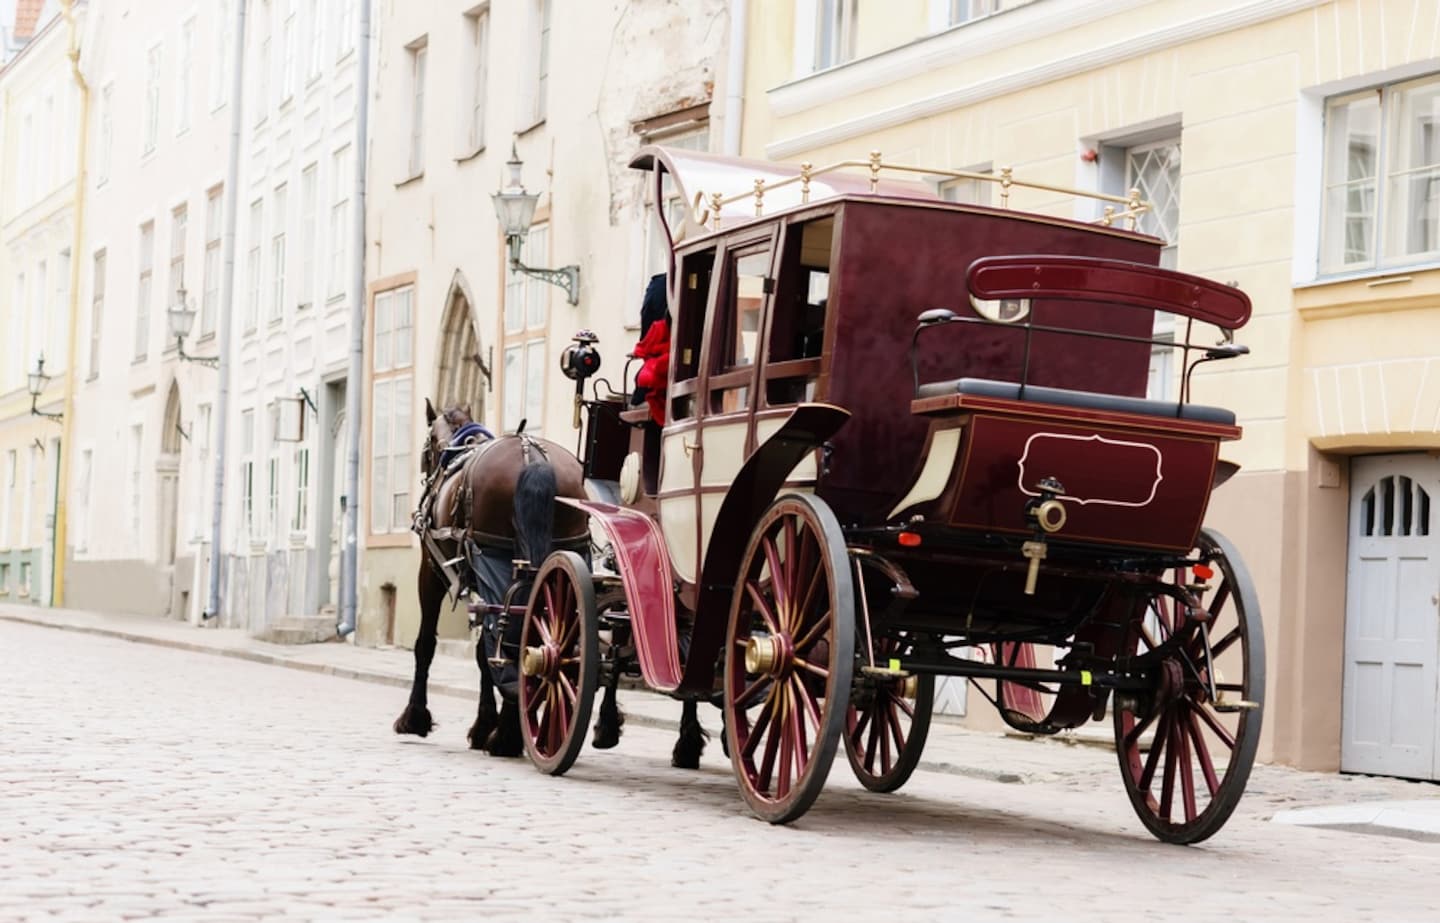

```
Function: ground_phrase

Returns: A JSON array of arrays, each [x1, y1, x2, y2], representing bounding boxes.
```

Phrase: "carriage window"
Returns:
[[765, 217, 833, 405], [707, 242, 772, 414], [669, 248, 715, 421]]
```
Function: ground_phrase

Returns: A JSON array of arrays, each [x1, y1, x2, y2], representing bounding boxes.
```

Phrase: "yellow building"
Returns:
[[0, 3, 81, 607], [740, 0, 1440, 777]]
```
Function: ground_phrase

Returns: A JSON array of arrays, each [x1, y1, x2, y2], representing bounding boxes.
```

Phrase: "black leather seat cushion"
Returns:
[[915, 377, 1236, 425]]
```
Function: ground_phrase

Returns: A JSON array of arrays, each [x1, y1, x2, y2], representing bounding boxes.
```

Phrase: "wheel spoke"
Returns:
[[1122, 708, 1159, 751], [1186, 710, 1222, 797], [789, 692, 809, 780], [793, 548, 823, 634], [762, 535, 790, 626], [745, 580, 783, 637], [534, 612, 555, 646], [1176, 711, 1197, 823], [1208, 626, 1242, 660], [791, 675, 822, 730], [759, 686, 786, 794], [878, 703, 893, 774], [1193, 701, 1238, 750], [1159, 718, 1179, 823], [558, 672, 578, 707], [850, 704, 874, 751], [743, 694, 777, 760], [895, 694, 915, 719], [886, 701, 907, 762], [793, 657, 829, 679], [736, 676, 770, 709], [792, 608, 831, 653], [1138, 710, 1170, 792], [524, 679, 544, 717]]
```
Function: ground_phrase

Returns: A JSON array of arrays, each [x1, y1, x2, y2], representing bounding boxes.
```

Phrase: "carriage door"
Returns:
[[1342, 455, 1440, 780]]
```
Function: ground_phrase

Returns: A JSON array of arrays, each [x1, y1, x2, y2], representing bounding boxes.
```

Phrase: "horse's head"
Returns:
[[422, 399, 474, 476]]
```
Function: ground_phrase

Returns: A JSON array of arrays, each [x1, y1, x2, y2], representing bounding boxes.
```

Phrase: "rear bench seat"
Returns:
[[915, 377, 1236, 426]]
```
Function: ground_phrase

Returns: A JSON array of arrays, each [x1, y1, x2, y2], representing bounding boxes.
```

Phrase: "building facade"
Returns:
[[740, 0, 1440, 776], [361, 0, 728, 646], [0, 2, 79, 608]]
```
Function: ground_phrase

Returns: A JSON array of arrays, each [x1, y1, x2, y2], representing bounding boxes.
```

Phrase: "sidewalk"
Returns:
[[4, 601, 1437, 832]]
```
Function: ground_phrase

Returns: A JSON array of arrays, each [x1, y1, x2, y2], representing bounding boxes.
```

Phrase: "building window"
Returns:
[[815, 0, 857, 71], [292, 445, 310, 532], [267, 450, 281, 543], [202, 185, 222, 336], [246, 198, 262, 332], [1, 450, 13, 548], [329, 145, 351, 297], [256, 0, 271, 124], [503, 225, 549, 434], [336, 0, 357, 60], [54, 249, 70, 363], [22, 445, 39, 541], [948, 0, 998, 26], [169, 204, 188, 313], [307, 0, 324, 81], [29, 260, 46, 370], [211, 0, 232, 111], [98, 83, 113, 185], [940, 163, 994, 206], [280, 0, 298, 103], [89, 250, 105, 379], [241, 408, 256, 534], [370, 285, 414, 534], [75, 449, 92, 553], [127, 425, 143, 537], [270, 183, 288, 323], [1322, 75, 1440, 274], [177, 18, 195, 134], [143, 45, 162, 155], [523, 0, 550, 127], [465, 7, 490, 153], [299, 164, 317, 309], [407, 40, 428, 177], [136, 222, 154, 361]]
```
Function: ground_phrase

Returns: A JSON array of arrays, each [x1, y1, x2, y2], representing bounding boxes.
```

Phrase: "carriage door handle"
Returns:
[[683, 437, 699, 457]]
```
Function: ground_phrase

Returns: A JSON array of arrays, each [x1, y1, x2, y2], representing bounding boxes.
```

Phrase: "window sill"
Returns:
[[516, 118, 546, 138], [268, 316, 284, 328], [196, 331, 216, 344], [395, 172, 424, 189], [297, 301, 312, 312], [326, 292, 346, 305], [132, 355, 149, 366], [455, 145, 485, 165], [1295, 262, 1440, 321]]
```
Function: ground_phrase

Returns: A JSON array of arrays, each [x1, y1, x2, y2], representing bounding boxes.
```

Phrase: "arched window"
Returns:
[[435, 271, 486, 419], [1360, 474, 1431, 537]]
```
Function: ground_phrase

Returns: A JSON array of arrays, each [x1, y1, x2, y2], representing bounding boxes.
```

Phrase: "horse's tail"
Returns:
[[513, 458, 557, 565]]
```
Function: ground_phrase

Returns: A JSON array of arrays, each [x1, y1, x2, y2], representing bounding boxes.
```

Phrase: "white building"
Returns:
[[361, 0, 729, 646], [0, 0, 80, 607], [216, 0, 368, 633]]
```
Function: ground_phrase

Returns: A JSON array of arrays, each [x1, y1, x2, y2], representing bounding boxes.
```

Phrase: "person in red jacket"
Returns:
[[631, 274, 670, 426]]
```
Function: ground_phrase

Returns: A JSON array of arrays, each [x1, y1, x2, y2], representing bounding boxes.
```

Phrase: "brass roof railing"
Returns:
[[695, 151, 1152, 233]]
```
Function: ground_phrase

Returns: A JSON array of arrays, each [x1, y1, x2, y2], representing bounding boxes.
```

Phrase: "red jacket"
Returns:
[[632, 318, 670, 425]]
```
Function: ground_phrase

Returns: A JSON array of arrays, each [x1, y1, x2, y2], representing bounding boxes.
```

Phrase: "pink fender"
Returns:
[[555, 498, 684, 693]]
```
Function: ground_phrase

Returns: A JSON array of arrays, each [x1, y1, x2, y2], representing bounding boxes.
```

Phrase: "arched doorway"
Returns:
[[434, 270, 488, 419], [158, 381, 183, 614]]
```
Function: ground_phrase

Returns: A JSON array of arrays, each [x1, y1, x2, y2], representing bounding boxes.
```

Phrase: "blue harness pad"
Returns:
[[438, 422, 495, 468]]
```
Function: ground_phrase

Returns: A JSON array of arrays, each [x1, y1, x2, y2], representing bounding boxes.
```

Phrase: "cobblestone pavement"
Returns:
[[3, 620, 1438, 922]]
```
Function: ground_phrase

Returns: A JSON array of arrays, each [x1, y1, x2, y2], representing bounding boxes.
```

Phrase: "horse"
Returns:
[[392, 401, 590, 755]]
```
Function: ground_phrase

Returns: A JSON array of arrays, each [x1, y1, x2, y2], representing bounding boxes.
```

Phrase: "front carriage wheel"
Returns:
[[1114, 528, 1265, 844], [518, 551, 599, 776], [845, 634, 934, 793], [723, 494, 856, 824]]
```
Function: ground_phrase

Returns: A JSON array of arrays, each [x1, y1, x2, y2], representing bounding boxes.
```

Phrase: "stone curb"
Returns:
[[1, 610, 1069, 786]]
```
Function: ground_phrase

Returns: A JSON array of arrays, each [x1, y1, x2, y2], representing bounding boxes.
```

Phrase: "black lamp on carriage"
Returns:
[[26, 355, 62, 422], [491, 143, 581, 306], [167, 281, 219, 368]]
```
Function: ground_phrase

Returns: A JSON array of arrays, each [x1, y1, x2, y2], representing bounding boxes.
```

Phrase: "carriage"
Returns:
[[508, 147, 1264, 844]]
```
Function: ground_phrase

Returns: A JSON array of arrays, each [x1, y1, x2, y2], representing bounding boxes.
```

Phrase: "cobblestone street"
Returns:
[[2, 619, 1438, 922]]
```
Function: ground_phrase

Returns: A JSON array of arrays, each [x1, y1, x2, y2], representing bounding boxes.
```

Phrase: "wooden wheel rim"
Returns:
[[724, 494, 855, 824], [518, 551, 599, 776], [1114, 528, 1265, 844], [845, 635, 934, 793]]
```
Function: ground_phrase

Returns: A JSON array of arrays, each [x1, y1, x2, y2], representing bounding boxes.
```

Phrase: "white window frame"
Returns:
[[241, 408, 256, 536], [522, 0, 550, 127], [97, 83, 113, 185], [127, 424, 144, 538], [75, 448, 93, 553], [88, 250, 105, 379], [329, 145, 351, 297], [464, 7, 490, 155], [502, 225, 550, 435], [299, 164, 317, 309], [211, 0, 233, 112], [176, 17, 195, 135], [202, 185, 223, 336], [292, 444, 310, 533], [169, 204, 188, 319], [306, 0, 325, 82], [246, 198, 263, 332], [407, 39, 428, 178], [143, 43, 162, 156], [280, 0, 298, 104], [270, 183, 288, 323], [370, 285, 415, 535], [136, 222, 154, 361]]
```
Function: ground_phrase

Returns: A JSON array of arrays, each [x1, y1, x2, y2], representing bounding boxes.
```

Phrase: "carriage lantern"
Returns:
[[491, 143, 581, 306]]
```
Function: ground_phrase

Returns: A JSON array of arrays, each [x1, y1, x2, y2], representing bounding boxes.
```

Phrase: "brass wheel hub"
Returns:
[[521, 645, 554, 678], [744, 633, 794, 677]]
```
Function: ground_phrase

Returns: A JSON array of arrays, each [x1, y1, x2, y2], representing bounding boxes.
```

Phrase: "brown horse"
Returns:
[[392, 401, 589, 755]]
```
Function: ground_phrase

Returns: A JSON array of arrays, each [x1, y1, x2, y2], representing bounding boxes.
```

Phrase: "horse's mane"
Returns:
[[442, 405, 472, 428]]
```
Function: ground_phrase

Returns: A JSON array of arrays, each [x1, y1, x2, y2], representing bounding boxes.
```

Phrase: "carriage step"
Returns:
[[1212, 697, 1260, 712]]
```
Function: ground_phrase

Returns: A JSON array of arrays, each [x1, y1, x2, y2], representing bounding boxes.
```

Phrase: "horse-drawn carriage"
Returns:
[[402, 147, 1263, 845]]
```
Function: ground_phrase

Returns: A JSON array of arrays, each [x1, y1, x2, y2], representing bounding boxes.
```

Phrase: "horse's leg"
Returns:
[[592, 662, 624, 749], [487, 696, 524, 757], [467, 625, 499, 749], [393, 559, 445, 737], [672, 698, 709, 769]]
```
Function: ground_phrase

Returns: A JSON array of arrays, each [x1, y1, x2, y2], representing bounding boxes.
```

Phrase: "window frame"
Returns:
[[501, 225, 551, 435], [135, 222, 155, 362], [368, 280, 416, 538], [202, 185, 223, 337]]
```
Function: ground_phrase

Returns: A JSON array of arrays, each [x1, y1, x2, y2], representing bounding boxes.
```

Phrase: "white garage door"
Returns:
[[1342, 455, 1440, 780]]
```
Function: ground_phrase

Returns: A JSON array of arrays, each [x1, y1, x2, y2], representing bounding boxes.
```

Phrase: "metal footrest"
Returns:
[[1212, 697, 1260, 712]]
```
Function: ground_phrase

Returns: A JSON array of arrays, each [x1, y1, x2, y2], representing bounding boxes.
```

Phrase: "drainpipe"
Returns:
[[337, 0, 373, 639], [52, 0, 89, 607], [723, 0, 748, 155], [204, 0, 248, 621]]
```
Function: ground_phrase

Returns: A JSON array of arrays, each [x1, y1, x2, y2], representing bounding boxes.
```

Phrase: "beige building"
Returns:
[[361, 0, 729, 647], [739, 0, 1440, 777], [0, 1, 80, 608]]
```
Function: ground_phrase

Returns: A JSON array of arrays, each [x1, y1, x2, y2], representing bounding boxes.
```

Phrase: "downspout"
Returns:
[[337, 0, 373, 638], [52, 0, 89, 607], [205, 0, 248, 620], [723, 0, 748, 156]]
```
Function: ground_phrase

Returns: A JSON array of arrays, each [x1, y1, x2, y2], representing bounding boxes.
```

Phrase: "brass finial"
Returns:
[[1101, 204, 1115, 227], [1126, 187, 1142, 230], [710, 191, 724, 229], [753, 177, 766, 217], [800, 161, 813, 204], [868, 150, 883, 193], [999, 166, 1014, 208]]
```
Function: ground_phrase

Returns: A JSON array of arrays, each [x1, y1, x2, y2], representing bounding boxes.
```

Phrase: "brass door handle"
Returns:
[[683, 437, 699, 457]]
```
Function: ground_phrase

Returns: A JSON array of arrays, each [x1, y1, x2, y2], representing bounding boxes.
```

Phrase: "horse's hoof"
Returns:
[[592, 706, 625, 750], [467, 717, 496, 750], [485, 728, 524, 758], [671, 733, 705, 769], [393, 704, 434, 737]]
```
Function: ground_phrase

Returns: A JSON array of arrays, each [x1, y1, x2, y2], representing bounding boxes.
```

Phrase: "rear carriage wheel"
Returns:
[[518, 551, 599, 776], [845, 634, 934, 793], [723, 494, 856, 824], [1114, 528, 1265, 844]]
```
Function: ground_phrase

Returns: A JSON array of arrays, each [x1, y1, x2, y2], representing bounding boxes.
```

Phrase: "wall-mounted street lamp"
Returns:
[[168, 284, 219, 368], [491, 144, 580, 305], [27, 355, 62, 422]]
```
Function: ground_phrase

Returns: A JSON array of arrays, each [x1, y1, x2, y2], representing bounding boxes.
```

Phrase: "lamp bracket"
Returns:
[[510, 259, 581, 306], [176, 336, 220, 369]]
